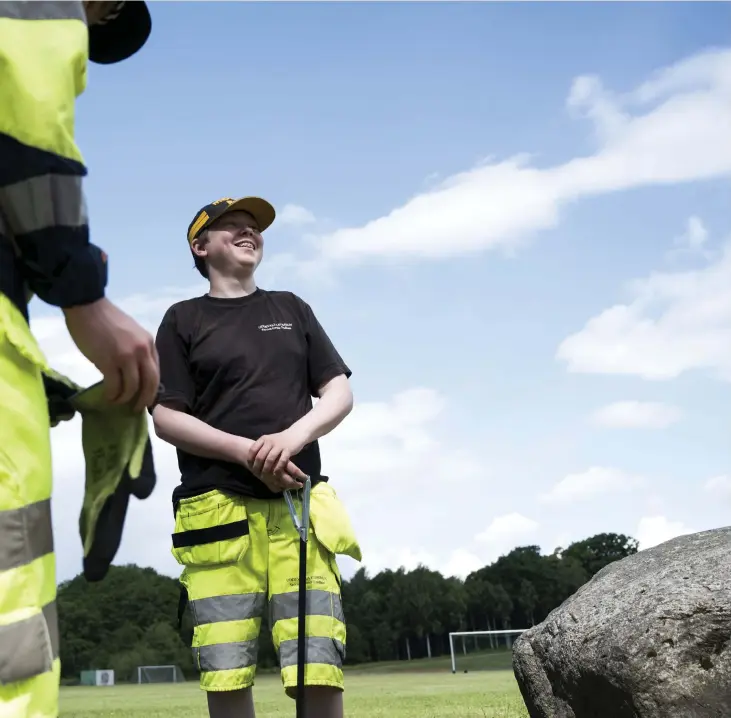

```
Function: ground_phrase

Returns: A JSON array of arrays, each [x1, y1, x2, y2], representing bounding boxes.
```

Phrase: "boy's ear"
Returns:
[[190, 238, 207, 258]]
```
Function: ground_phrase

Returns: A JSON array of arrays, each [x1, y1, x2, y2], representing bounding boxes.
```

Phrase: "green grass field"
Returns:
[[60, 653, 529, 718]]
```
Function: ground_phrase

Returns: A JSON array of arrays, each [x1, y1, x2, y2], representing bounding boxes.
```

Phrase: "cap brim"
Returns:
[[88, 1, 152, 65], [216, 197, 277, 233]]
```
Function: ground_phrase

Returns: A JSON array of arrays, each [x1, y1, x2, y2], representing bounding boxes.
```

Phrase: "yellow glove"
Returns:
[[43, 370, 157, 582]]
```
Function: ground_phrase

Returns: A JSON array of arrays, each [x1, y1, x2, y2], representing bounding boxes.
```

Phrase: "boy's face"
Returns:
[[196, 210, 264, 276]]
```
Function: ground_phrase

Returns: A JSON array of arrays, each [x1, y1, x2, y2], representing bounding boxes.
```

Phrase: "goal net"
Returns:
[[448, 629, 527, 673], [136, 665, 185, 683]]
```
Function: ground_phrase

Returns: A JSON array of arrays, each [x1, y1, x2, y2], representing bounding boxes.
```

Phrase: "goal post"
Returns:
[[136, 665, 185, 683], [448, 629, 527, 674]]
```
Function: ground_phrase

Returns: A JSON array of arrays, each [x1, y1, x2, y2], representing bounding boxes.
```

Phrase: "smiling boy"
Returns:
[[151, 197, 361, 718]]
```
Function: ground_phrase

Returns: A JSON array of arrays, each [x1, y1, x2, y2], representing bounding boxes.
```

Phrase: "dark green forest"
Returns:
[[57, 532, 638, 682]]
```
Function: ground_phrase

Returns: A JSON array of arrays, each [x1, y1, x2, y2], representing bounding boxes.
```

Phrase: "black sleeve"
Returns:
[[299, 298, 352, 396], [0, 132, 108, 308], [153, 306, 196, 412]]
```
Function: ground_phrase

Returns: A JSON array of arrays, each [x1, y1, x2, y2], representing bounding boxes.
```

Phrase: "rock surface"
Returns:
[[512, 527, 731, 718]]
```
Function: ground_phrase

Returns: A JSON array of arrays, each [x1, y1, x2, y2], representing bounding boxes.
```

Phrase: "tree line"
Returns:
[[57, 532, 638, 682]]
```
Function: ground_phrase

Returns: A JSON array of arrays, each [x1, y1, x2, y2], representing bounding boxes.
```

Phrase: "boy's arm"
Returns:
[[287, 373, 353, 447], [152, 403, 252, 465], [151, 307, 250, 461], [248, 298, 353, 477]]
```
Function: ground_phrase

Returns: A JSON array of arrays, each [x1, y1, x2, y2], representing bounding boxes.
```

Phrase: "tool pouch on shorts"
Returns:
[[171, 490, 251, 567], [308, 482, 362, 562], [43, 372, 157, 582]]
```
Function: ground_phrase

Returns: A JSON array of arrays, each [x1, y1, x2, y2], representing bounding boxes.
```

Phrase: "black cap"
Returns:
[[187, 197, 277, 245], [88, 1, 152, 65]]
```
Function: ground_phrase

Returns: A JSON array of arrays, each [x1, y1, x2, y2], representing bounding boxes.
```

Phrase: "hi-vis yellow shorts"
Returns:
[[171, 481, 362, 696]]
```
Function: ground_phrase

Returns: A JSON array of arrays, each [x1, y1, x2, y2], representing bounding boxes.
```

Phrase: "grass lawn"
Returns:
[[60, 654, 529, 718]]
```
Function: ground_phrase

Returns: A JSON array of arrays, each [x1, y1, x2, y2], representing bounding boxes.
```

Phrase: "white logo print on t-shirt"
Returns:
[[258, 322, 293, 332]]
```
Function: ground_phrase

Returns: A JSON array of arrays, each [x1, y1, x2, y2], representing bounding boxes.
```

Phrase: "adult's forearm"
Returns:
[[152, 404, 251, 463], [291, 374, 353, 445]]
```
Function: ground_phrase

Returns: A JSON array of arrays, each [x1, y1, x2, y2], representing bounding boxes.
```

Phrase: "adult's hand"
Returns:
[[63, 297, 159, 412], [248, 427, 309, 482]]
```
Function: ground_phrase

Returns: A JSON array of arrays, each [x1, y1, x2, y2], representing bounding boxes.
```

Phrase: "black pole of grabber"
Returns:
[[296, 512, 307, 717], [284, 477, 311, 718]]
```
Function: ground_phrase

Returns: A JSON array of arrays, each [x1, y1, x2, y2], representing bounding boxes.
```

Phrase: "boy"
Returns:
[[152, 196, 361, 718]]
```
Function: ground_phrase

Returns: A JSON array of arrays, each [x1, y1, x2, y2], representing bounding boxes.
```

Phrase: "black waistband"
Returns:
[[0, 237, 29, 322]]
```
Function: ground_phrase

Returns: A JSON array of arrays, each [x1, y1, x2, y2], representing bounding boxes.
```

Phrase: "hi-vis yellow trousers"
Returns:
[[172, 482, 362, 697], [0, 293, 58, 718]]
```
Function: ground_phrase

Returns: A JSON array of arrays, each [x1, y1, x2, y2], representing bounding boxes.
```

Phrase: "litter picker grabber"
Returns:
[[284, 476, 311, 718]]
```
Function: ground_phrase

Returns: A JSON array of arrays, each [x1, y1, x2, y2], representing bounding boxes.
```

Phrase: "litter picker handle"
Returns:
[[284, 477, 311, 718]]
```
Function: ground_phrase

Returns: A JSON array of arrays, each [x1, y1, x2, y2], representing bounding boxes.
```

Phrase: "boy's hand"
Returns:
[[256, 470, 304, 494], [248, 427, 309, 481], [235, 435, 305, 493]]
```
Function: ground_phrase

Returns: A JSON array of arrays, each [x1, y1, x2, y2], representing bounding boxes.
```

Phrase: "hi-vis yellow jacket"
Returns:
[[0, 1, 157, 586], [0, 1, 109, 321]]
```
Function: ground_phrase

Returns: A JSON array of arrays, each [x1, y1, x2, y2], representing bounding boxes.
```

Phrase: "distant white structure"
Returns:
[[136, 665, 185, 683], [79, 669, 115, 686], [448, 629, 527, 674]]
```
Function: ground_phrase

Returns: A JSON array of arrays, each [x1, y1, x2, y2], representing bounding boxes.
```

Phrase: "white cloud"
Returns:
[[591, 401, 682, 429], [475, 513, 539, 544], [441, 549, 485, 579], [540, 466, 645, 504], [278, 204, 316, 226], [705, 475, 731, 501], [463, 514, 541, 567], [636, 515, 695, 550], [355, 547, 485, 581], [557, 240, 731, 382], [678, 216, 708, 251], [666, 215, 713, 263], [308, 47, 731, 265]]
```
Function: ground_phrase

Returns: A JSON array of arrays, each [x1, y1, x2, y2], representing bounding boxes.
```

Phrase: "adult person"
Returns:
[[152, 196, 362, 718], [0, 2, 158, 717]]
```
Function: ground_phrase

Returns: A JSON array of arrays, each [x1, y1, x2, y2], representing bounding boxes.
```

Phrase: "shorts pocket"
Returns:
[[309, 482, 362, 562], [171, 490, 251, 567]]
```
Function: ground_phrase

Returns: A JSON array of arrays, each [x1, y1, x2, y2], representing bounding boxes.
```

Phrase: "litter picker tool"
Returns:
[[284, 476, 311, 718]]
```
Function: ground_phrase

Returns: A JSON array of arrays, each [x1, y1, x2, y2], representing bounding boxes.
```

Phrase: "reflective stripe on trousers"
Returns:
[[188, 589, 346, 673], [0, 291, 59, 718]]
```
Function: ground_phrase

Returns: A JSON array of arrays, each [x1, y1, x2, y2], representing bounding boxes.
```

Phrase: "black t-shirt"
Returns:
[[153, 288, 351, 503]]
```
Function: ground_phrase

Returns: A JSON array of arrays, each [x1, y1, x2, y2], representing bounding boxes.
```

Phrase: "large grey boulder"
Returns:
[[513, 527, 731, 718]]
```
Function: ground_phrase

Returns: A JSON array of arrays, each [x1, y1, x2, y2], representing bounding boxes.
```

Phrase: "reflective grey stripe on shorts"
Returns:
[[0, 1, 85, 22], [190, 592, 266, 626], [0, 175, 87, 236], [278, 636, 344, 669], [0, 499, 54, 572], [194, 639, 258, 673], [0, 600, 59, 684], [270, 590, 345, 624]]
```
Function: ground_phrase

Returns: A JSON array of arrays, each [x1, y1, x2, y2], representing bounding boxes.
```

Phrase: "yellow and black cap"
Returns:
[[187, 197, 276, 245], [88, 1, 152, 65]]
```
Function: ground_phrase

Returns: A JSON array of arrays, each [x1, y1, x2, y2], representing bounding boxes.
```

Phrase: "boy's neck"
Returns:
[[208, 272, 257, 298]]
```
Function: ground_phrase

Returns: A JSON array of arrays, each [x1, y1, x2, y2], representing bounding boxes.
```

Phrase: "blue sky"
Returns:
[[35, 1, 731, 583]]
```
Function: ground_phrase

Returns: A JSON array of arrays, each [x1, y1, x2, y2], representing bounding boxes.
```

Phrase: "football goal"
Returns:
[[136, 665, 186, 683], [448, 629, 527, 674]]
